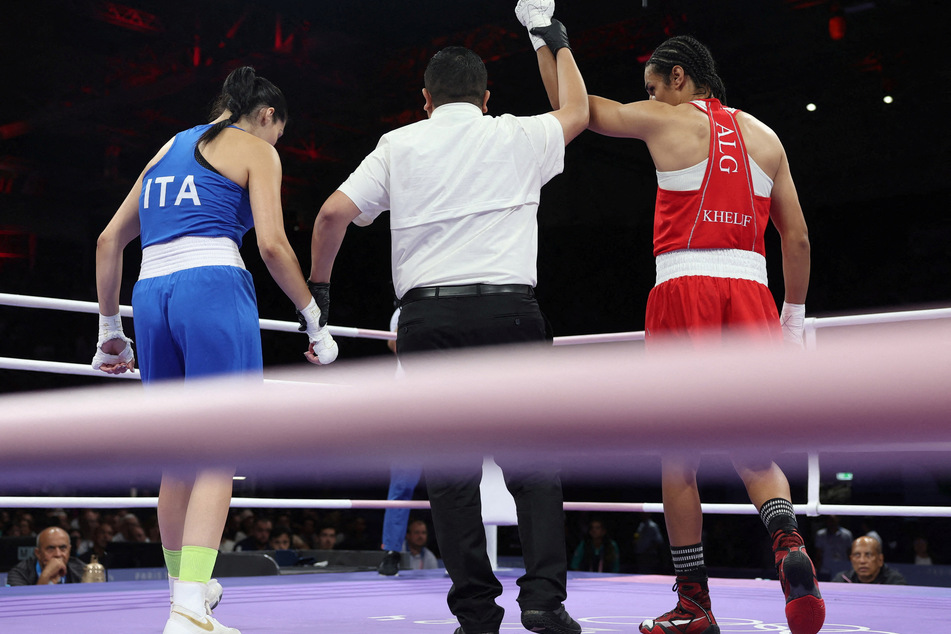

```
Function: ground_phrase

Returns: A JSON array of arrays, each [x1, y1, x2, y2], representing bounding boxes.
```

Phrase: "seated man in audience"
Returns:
[[233, 517, 273, 552], [7, 527, 86, 586], [405, 519, 438, 570], [79, 523, 115, 569], [315, 524, 337, 550], [832, 536, 907, 584]]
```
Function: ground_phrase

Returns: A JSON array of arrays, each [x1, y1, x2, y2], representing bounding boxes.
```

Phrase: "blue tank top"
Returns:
[[138, 124, 254, 248]]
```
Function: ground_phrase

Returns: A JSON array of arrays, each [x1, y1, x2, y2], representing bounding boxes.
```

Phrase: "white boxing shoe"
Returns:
[[164, 580, 239, 634]]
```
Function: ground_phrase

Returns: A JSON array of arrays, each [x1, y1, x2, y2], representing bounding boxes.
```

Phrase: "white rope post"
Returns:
[[804, 316, 819, 351], [806, 452, 821, 517]]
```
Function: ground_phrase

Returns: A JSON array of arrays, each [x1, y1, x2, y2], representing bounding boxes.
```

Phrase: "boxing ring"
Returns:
[[1, 292, 950, 632]]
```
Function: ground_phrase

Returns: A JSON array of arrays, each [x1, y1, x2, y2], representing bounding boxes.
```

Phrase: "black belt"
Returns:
[[400, 283, 534, 306]]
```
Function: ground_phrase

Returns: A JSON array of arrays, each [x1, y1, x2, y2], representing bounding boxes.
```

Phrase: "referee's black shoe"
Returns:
[[377, 550, 401, 576], [521, 604, 581, 633]]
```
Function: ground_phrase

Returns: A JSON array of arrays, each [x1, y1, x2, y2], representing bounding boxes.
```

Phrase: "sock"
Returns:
[[760, 498, 798, 536], [163, 547, 182, 579], [671, 543, 705, 576], [179, 545, 218, 584]]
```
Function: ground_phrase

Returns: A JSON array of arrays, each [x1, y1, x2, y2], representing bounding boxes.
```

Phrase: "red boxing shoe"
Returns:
[[640, 578, 719, 634], [774, 530, 826, 634]]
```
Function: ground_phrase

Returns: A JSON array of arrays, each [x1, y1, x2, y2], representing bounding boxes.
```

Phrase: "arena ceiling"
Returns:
[[0, 0, 947, 319]]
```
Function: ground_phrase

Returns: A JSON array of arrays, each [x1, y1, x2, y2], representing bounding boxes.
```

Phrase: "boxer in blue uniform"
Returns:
[[94, 66, 337, 634]]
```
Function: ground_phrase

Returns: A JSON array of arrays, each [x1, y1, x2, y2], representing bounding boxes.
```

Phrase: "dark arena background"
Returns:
[[1, 1, 950, 630]]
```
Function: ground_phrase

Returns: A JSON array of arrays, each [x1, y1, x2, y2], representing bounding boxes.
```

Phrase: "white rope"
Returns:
[[0, 292, 395, 341], [2, 495, 948, 519], [5, 292, 951, 350], [0, 356, 139, 379], [810, 307, 951, 329]]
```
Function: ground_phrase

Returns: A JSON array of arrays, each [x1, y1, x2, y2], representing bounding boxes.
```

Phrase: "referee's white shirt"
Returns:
[[338, 102, 565, 299]]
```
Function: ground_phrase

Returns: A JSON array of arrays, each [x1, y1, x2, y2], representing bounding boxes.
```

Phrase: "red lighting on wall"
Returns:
[[0, 228, 37, 270], [829, 2, 846, 40], [96, 1, 162, 33], [829, 15, 846, 40]]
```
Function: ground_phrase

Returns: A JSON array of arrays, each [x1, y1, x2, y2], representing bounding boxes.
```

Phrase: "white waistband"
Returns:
[[655, 249, 767, 286], [139, 236, 245, 280]]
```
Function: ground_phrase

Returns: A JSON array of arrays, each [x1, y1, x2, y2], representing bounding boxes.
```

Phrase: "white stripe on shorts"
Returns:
[[655, 248, 768, 287], [139, 236, 246, 280]]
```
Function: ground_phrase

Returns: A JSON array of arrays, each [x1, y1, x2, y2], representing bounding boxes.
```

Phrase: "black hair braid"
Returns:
[[648, 35, 727, 104]]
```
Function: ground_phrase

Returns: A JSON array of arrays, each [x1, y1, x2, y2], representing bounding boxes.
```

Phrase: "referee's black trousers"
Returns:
[[397, 292, 568, 633]]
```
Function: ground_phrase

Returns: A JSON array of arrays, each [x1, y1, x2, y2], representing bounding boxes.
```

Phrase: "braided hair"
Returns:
[[199, 66, 288, 145], [646, 35, 726, 104]]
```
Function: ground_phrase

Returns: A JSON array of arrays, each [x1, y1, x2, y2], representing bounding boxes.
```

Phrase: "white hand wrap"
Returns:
[[780, 302, 806, 348], [300, 298, 338, 364], [91, 313, 135, 371], [515, 0, 554, 51]]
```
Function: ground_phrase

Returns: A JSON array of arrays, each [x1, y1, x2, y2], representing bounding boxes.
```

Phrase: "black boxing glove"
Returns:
[[530, 19, 571, 56], [306, 280, 330, 328]]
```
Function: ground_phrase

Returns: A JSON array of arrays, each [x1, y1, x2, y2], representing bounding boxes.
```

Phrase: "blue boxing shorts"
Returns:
[[132, 265, 263, 384]]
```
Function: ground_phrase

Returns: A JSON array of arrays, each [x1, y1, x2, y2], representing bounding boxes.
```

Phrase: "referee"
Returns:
[[307, 20, 588, 634]]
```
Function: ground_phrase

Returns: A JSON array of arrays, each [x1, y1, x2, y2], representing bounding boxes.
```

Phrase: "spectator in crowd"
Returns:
[[45, 509, 70, 531], [405, 519, 438, 570], [315, 524, 337, 551], [633, 513, 667, 574], [219, 510, 244, 552], [339, 515, 373, 550], [913, 536, 934, 566], [269, 526, 294, 551], [234, 517, 273, 552], [74, 509, 100, 556], [232, 509, 256, 544], [832, 536, 907, 584], [6, 527, 86, 586], [112, 513, 145, 543], [859, 517, 883, 547], [298, 516, 318, 549], [79, 523, 116, 569], [814, 515, 853, 581], [570, 518, 620, 573], [13, 512, 35, 538]]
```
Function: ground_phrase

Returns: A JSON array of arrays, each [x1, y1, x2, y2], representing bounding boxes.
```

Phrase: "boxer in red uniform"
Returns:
[[519, 10, 820, 634]]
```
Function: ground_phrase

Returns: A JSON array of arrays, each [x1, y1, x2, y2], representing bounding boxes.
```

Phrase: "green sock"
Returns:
[[162, 547, 182, 578], [179, 545, 219, 584]]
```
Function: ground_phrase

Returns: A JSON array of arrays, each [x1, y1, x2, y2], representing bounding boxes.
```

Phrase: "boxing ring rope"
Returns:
[[2, 291, 951, 523], [3, 496, 951, 518]]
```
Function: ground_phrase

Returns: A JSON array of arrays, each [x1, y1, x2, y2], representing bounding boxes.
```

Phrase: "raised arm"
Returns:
[[515, 3, 588, 144], [545, 37, 589, 145]]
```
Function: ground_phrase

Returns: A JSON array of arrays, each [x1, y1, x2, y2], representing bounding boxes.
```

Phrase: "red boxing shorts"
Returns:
[[645, 275, 782, 352]]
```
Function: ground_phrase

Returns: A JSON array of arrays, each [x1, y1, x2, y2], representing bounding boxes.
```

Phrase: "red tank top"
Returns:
[[652, 99, 771, 257]]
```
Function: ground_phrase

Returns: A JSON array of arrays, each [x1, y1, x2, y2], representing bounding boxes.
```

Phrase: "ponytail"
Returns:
[[199, 66, 288, 145]]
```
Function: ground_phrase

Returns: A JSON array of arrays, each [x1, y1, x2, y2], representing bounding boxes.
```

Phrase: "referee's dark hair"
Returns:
[[424, 46, 487, 109]]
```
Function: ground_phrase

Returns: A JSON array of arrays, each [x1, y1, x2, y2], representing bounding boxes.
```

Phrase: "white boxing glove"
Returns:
[[91, 313, 135, 372], [515, 0, 555, 51], [298, 298, 338, 365], [780, 302, 806, 348]]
